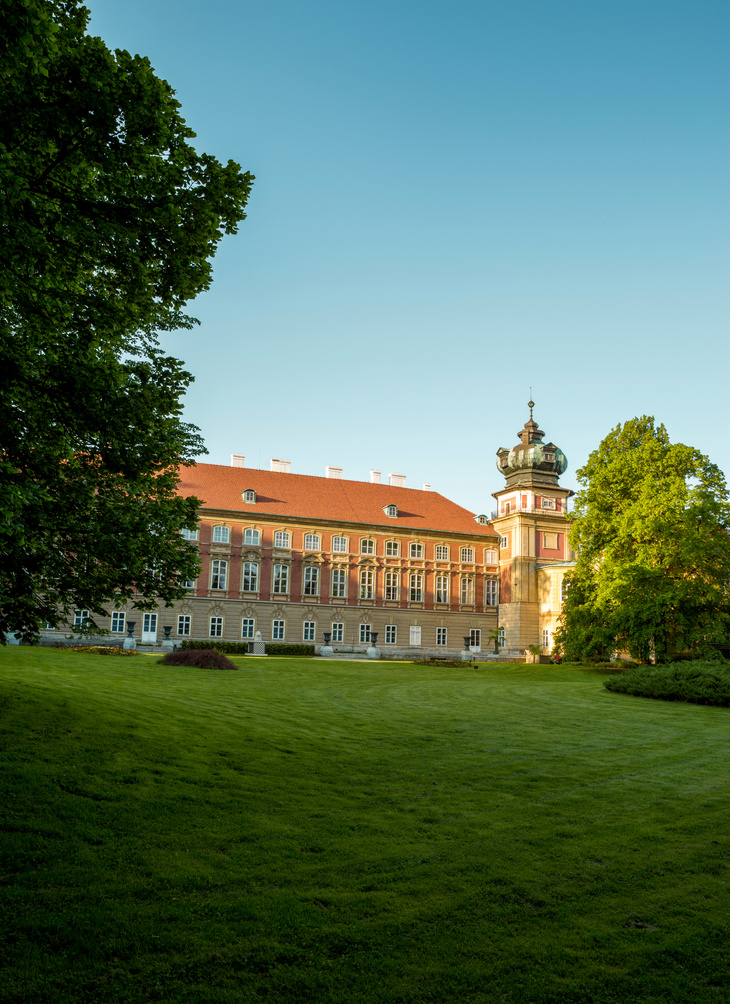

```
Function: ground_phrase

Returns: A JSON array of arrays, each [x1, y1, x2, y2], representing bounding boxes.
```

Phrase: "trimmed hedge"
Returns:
[[179, 640, 315, 657], [159, 649, 238, 671], [603, 661, 730, 707], [67, 646, 139, 657]]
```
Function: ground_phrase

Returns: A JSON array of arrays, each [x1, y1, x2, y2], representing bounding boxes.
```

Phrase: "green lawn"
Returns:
[[1, 648, 728, 1003]]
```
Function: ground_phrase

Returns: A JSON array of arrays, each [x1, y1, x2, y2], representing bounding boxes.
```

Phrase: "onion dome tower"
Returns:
[[491, 402, 574, 658]]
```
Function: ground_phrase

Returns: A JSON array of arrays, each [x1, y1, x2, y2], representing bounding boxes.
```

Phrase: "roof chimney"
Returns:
[[389, 473, 406, 488], [325, 466, 343, 479], [230, 453, 245, 468], [370, 470, 381, 484], [422, 483, 431, 491], [270, 458, 291, 474]]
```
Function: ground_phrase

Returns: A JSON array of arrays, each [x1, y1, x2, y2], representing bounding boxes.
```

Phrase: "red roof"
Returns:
[[177, 463, 498, 538]]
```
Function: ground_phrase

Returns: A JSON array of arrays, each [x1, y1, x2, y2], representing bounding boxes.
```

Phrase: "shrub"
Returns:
[[179, 640, 315, 657], [67, 646, 139, 656], [159, 649, 238, 671], [604, 661, 730, 707]]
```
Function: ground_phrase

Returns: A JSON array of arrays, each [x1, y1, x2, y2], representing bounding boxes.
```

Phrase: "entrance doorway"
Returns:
[[142, 613, 158, 644]]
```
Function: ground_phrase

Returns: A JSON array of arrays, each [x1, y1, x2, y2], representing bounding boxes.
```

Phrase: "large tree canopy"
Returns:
[[555, 417, 730, 663], [0, 0, 253, 641]]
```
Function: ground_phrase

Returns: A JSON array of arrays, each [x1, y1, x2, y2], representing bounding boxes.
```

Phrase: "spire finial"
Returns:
[[528, 398, 534, 421]]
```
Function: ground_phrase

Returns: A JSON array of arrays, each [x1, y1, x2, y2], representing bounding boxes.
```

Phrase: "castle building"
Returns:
[[491, 402, 575, 655]]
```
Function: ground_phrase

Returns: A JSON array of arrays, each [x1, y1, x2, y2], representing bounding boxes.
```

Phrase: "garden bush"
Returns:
[[66, 646, 139, 657], [604, 660, 730, 707], [159, 649, 238, 671], [179, 640, 315, 657]]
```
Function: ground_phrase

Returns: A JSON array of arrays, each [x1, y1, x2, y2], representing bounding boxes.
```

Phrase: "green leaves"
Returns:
[[556, 417, 730, 663]]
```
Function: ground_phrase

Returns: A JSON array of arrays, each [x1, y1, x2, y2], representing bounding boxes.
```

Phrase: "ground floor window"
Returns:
[[241, 618, 255, 639], [331, 622, 344, 643], [359, 623, 371, 644], [436, 627, 447, 646], [177, 614, 191, 636], [303, 620, 316, 641], [209, 616, 223, 638], [498, 626, 505, 647], [272, 619, 286, 641], [385, 624, 397, 644], [73, 609, 89, 628], [110, 611, 126, 633], [542, 628, 550, 648], [409, 625, 422, 646], [469, 628, 481, 648]]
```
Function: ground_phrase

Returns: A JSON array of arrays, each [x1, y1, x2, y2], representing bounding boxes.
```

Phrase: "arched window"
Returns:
[[409, 542, 423, 559], [460, 546, 475, 562], [385, 540, 400, 556], [211, 559, 227, 589], [274, 530, 291, 549], [385, 570, 399, 600], [242, 562, 259, 592], [435, 544, 449, 560], [273, 564, 289, 593], [435, 574, 449, 603], [213, 525, 230, 543], [332, 535, 348, 553], [360, 539, 375, 555], [460, 576, 474, 604], [409, 573, 423, 602], [244, 528, 261, 546], [303, 566, 319, 595], [304, 533, 321, 551], [242, 489, 256, 503], [180, 527, 198, 541], [484, 549, 498, 565]]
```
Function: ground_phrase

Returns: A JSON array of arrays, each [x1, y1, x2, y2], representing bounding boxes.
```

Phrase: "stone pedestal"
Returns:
[[251, 630, 267, 656], [161, 639, 174, 653], [319, 645, 334, 656], [123, 636, 137, 650], [366, 645, 380, 659]]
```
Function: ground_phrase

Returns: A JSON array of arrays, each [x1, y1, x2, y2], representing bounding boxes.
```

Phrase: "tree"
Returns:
[[0, 0, 253, 642], [555, 417, 730, 663]]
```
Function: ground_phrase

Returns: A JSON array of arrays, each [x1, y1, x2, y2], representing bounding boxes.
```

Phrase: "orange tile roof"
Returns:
[[177, 463, 498, 538]]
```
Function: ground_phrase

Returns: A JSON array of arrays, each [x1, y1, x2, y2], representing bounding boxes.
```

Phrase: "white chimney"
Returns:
[[325, 466, 343, 479], [422, 483, 431, 491], [370, 470, 381, 484], [389, 473, 406, 488], [230, 453, 245, 468], [270, 458, 291, 473]]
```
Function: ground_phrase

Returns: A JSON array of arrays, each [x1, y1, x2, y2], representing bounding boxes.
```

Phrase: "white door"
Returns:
[[142, 613, 158, 644]]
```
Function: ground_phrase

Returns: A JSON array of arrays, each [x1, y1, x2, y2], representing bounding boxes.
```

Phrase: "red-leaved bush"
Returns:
[[159, 649, 239, 671]]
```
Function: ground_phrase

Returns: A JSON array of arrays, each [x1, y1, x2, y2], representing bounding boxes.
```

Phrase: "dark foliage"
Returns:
[[604, 660, 730, 707], [179, 640, 315, 657], [160, 649, 238, 671]]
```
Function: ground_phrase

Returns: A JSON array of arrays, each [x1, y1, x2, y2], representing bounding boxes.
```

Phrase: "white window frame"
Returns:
[[485, 579, 498, 606], [360, 538, 375, 555], [469, 628, 481, 649], [272, 619, 286, 641], [409, 625, 422, 646], [180, 527, 198, 541], [332, 536, 348, 553], [274, 530, 291, 549], [359, 568, 374, 599], [460, 546, 475, 563], [542, 628, 551, 648], [435, 574, 449, 604], [331, 622, 344, 643], [211, 559, 228, 590], [385, 540, 400, 557], [273, 563, 290, 594], [303, 565, 319, 596], [385, 504, 398, 518], [498, 626, 506, 648], [177, 614, 191, 636], [359, 623, 371, 644], [385, 625, 397, 644], [304, 533, 321, 551], [243, 528, 260, 546], [209, 616, 224, 638], [242, 561, 259, 592], [409, 572, 423, 602], [303, 621, 316, 642], [212, 525, 230, 544], [241, 618, 255, 639], [435, 544, 449, 560], [181, 577, 196, 589], [73, 609, 90, 628], [331, 567, 347, 598], [500, 535, 508, 549], [436, 627, 447, 647], [561, 578, 570, 603], [460, 576, 474, 604], [243, 489, 256, 503], [384, 570, 399, 601], [541, 498, 556, 510], [484, 549, 498, 565], [110, 611, 126, 633], [409, 541, 423, 559]]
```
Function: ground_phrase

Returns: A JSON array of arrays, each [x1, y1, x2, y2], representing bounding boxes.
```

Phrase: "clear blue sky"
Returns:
[[87, 0, 729, 512]]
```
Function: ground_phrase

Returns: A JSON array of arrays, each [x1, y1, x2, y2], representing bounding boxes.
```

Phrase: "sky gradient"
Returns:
[[86, 0, 729, 512]]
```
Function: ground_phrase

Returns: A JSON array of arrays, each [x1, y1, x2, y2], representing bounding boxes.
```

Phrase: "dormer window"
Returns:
[[242, 489, 256, 503], [541, 498, 556, 510], [383, 504, 398, 518], [474, 514, 488, 525]]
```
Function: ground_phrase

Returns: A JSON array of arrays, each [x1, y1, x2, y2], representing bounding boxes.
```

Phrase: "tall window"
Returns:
[[469, 628, 481, 648], [209, 616, 223, 637], [274, 531, 291, 549], [497, 626, 505, 647], [177, 614, 191, 636], [385, 540, 400, 556], [304, 533, 320, 551], [435, 574, 449, 603], [110, 611, 126, 633], [542, 628, 551, 648], [409, 542, 423, 559], [180, 527, 198, 541], [213, 526, 230, 543], [561, 578, 570, 603], [384, 570, 399, 601], [242, 561, 259, 592], [303, 621, 316, 641], [460, 576, 474, 604], [485, 579, 498, 606], [303, 566, 319, 595], [409, 626, 422, 646], [436, 627, 447, 647], [409, 572, 423, 602], [272, 619, 286, 640], [435, 544, 449, 560], [484, 549, 498, 565], [359, 568, 374, 599], [73, 609, 89, 627], [460, 547, 475, 562], [500, 534, 508, 549], [385, 625, 397, 644], [273, 564, 289, 593], [182, 577, 196, 589], [244, 528, 260, 545], [331, 622, 344, 643], [241, 618, 255, 639], [332, 536, 348, 553], [331, 568, 347, 598], [211, 559, 227, 589], [360, 539, 375, 555], [359, 623, 371, 644]]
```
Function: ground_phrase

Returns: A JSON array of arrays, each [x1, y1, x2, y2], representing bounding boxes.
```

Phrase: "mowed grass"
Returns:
[[0, 649, 728, 1004]]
